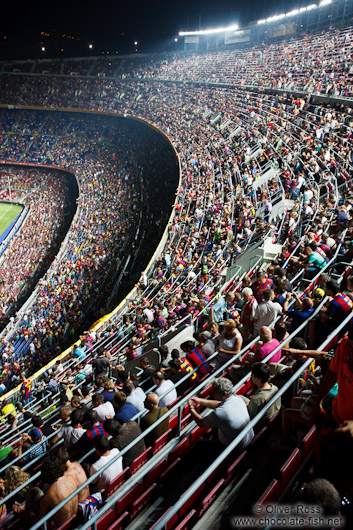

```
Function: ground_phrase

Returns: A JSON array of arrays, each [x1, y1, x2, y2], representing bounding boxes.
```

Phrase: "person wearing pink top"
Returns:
[[252, 327, 282, 364], [230, 327, 281, 383]]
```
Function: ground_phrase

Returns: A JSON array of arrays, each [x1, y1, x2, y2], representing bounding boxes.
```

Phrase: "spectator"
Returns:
[[92, 393, 115, 423], [215, 319, 243, 369], [90, 435, 122, 491], [168, 359, 191, 396], [251, 270, 273, 303], [188, 377, 254, 449], [113, 391, 139, 424], [241, 363, 281, 431], [152, 371, 177, 408], [37, 457, 78, 527], [123, 380, 146, 412], [253, 289, 282, 336], [92, 348, 110, 379], [51, 409, 86, 449], [140, 393, 169, 446], [104, 418, 146, 468]]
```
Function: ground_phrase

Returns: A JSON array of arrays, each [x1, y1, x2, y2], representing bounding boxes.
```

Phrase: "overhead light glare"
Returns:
[[179, 23, 238, 36]]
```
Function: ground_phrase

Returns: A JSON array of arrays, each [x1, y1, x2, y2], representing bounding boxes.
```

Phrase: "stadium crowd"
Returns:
[[0, 21, 351, 529]]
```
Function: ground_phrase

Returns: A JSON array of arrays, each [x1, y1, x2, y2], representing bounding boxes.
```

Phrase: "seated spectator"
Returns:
[[140, 393, 169, 447], [170, 349, 198, 384], [90, 435, 122, 491], [123, 380, 146, 412], [230, 326, 282, 384], [51, 409, 86, 449], [152, 371, 177, 408], [283, 293, 314, 333], [37, 456, 78, 526], [297, 478, 341, 516], [16, 428, 47, 465], [81, 386, 92, 408], [92, 393, 115, 423], [102, 380, 115, 403], [104, 418, 146, 468], [57, 448, 89, 502], [3, 466, 31, 511], [188, 377, 254, 449], [241, 363, 281, 431], [215, 319, 243, 369], [180, 341, 210, 378], [299, 243, 328, 277], [169, 359, 192, 396], [240, 287, 258, 341], [71, 396, 88, 414], [69, 410, 108, 459], [113, 391, 138, 424], [198, 331, 216, 359]]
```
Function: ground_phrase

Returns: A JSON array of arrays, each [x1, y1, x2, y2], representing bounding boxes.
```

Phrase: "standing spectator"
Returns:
[[92, 348, 110, 379], [251, 271, 273, 303], [253, 289, 282, 336], [20, 375, 31, 406]]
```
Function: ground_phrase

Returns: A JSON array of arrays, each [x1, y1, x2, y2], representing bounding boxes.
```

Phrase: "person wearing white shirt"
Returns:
[[90, 436, 123, 490], [153, 371, 177, 408], [123, 381, 146, 412], [92, 393, 115, 422]]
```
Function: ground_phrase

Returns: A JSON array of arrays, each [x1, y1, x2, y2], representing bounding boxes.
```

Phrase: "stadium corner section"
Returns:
[[0, 106, 182, 405]]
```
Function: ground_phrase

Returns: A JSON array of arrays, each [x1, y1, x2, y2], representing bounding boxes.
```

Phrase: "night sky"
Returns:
[[0, 0, 316, 58]]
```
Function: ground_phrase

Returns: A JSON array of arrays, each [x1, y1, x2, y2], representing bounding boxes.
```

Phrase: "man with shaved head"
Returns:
[[230, 327, 281, 384], [140, 393, 169, 446]]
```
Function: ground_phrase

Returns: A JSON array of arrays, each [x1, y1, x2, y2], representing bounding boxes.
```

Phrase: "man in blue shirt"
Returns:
[[283, 292, 314, 334]]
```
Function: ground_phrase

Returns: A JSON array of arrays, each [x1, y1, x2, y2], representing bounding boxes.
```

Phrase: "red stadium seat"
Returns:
[[94, 509, 116, 530], [179, 481, 206, 517], [116, 482, 144, 516], [199, 479, 226, 517], [144, 458, 168, 488], [257, 479, 281, 505], [129, 447, 151, 475], [152, 429, 172, 454], [279, 448, 302, 491], [107, 511, 129, 530], [106, 468, 130, 497], [160, 458, 182, 484], [168, 437, 190, 463], [189, 426, 212, 445], [174, 509, 197, 530], [130, 483, 158, 518], [301, 425, 317, 461]]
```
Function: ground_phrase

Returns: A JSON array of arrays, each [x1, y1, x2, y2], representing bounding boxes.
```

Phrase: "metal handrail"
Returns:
[[153, 308, 353, 529]]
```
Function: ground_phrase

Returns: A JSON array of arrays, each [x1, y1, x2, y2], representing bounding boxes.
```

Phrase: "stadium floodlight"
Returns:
[[286, 9, 300, 17], [179, 23, 238, 36], [320, 0, 332, 5], [257, 2, 318, 24], [266, 13, 286, 23]]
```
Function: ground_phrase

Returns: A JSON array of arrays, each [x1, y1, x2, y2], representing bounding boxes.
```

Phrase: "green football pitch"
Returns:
[[0, 203, 23, 236]]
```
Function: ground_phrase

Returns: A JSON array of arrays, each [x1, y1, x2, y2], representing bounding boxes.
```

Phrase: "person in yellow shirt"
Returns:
[[0, 400, 16, 424]]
